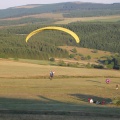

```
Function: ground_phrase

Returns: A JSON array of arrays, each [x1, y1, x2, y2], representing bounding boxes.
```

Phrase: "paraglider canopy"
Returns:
[[25, 26, 80, 43]]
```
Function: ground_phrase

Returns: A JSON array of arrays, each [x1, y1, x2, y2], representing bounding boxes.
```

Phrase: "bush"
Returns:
[[0, 53, 8, 59], [86, 63, 91, 68], [112, 98, 120, 106], [107, 64, 114, 69], [92, 64, 104, 69], [67, 62, 78, 67], [116, 100, 120, 106], [58, 60, 66, 66], [69, 54, 75, 58], [71, 48, 77, 53], [49, 57, 55, 62], [87, 55, 91, 60]]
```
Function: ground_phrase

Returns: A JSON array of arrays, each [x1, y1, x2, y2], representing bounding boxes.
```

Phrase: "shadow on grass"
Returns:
[[0, 96, 120, 118], [0, 95, 67, 109], [70, 93, 111, 103], [86, 80, 101, 83], [0, 95, 87, 112]]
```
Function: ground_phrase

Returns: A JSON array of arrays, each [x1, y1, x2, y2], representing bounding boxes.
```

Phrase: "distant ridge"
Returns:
[[12, 4, 43, 9], [0, 2, 120, 19]]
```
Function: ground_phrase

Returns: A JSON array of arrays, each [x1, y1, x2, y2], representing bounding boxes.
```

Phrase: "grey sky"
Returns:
[[0, 0, 120, 9]]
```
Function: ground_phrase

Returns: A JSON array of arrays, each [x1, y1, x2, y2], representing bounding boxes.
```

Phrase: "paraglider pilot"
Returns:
[[49, 71, 54, 80]]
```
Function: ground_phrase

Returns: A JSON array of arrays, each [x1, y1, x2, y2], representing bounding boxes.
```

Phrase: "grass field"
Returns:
[[0, 77, 120, 103], [0, 59, 120, 119], [1, 59, 120, 78], [0, 77, 120, 119], [60, 46, 112, 63], [54, 15, 120, 24], [1, 14, 120, 28]]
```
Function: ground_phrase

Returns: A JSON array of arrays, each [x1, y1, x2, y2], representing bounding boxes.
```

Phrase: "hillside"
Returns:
[[0, 22, 120, 70], [0, 2, 120, 19], [0, 22, 120, 54], [0, 3, 120, 117], [60, 46, 112, 61], [0, 2, 120, 27], [0, 2, 120, 70]]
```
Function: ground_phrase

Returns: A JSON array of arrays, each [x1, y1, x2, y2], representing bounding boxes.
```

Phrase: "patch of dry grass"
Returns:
[[0, 59, 120, 118], [1, 13, 119, 25], [0, 13, 63, 21], [0, 59, 120, 78], [54, 15, 120, 24], [0, 77, 119, 107], [60, 46, 112, 63], [0, 59, 120, 103]]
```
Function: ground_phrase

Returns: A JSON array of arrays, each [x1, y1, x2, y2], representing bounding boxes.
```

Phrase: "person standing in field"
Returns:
[[49, 71, 54, 80], [116, 84, 119, 90]]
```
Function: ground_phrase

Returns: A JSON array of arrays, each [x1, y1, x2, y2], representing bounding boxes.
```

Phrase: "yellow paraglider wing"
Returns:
[[26, 26, 80, 43]]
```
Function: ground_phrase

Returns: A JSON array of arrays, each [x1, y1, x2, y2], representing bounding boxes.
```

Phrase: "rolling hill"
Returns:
[[0, 2, 120, 118], [0, 2, 120, 70], [0, 2, 120, 19]]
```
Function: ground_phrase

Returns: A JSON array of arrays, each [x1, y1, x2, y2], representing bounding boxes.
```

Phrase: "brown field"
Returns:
[[14, 4, 42, 9], [0, 13, 63, 21], [60, 46, 112, 57], [54, 15, 120, 24], [0, 13, 120, 24], [0, 59, 120, 119], [0, 59, 120, 78], [60, 46, 112, 63]]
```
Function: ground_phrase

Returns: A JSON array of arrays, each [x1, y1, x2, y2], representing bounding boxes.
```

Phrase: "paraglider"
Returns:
[[25, 26, 80, 80], [25, 26, 80, 43]]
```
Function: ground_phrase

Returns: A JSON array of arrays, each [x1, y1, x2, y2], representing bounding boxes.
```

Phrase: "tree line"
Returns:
[[0, 22, 120, 69]]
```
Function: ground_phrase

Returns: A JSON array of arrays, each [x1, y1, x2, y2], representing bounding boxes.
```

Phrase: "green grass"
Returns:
[[0, 78, 119, 109], [0, 77, 120, 119], [0, 59, 120, 119], [10, 58, 57, 65], [1, 59, 120, 79]]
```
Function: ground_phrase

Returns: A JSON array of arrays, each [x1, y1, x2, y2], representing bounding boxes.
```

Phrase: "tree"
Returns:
[[71, 48, 77, 53], [113, 57, 120, 70], [87, 55, 91, 60], [49, 57, 55, 62], [69, 54, 75, 58], [58, 60, 66, 66]]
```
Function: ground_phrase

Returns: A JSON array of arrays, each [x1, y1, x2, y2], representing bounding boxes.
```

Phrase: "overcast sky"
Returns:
[[0, 0, 120, 9]]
